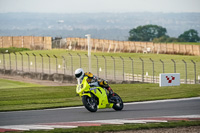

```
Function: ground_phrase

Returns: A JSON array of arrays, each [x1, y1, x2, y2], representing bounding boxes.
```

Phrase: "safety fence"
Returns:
[[0, 52, 199, 84]]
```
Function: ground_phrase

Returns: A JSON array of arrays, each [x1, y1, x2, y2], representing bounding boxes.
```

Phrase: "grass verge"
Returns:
[[0, 78, 42, 89], [24, 120, 200, 133], [0, 47, 30, 53], [0, 79, 200, 111]]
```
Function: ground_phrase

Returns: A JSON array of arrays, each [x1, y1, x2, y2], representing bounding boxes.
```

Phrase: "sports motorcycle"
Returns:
[[76, 76, 123, 112]]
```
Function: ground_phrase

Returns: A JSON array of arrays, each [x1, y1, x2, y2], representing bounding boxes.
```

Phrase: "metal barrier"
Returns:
[[0, 52, 199, 84]]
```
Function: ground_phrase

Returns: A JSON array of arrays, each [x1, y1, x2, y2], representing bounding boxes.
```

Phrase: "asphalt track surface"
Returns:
[[0, 97, 200, 126]]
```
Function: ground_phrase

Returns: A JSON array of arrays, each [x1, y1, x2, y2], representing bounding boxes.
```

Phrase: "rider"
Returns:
[[75, 68, 115, 102]]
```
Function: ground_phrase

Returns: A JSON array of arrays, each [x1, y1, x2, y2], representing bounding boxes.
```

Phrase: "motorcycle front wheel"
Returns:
[[112, 93, 124, 111], [82, 95, 97, 112]]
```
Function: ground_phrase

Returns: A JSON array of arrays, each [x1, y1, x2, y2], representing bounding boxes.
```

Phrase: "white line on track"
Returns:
[[0, 125, 78, 131], [163, 115, 200, 118], [124, 97, 200, 105]]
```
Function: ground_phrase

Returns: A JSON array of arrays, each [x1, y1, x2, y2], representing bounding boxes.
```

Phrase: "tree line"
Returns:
[[128, 24, 200, 43]]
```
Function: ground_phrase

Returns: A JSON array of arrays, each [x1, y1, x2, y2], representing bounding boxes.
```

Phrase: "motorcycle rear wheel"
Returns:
[[112, 93, 124, 111], [82, 95, 97, 112]]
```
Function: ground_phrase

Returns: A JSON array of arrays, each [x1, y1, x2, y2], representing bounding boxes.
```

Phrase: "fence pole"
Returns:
[[2, 53, 5, 71], [46, 54, 51, 74], [102, 55, 107, 79], [54, 55, 58, 74], [0, 53, 1, 69], [62, 56, 66, 75], [171, 59, 176, 73], [32, 53, 37, 73], [68, 53, 73, 76], [150, 58, 154, 83], [8, 52, 11, 70], [182, 60, 187, 84], [139, 57, 144, 82], [26, 53, 30, 72], [19, 52, 23, 72], [14, 52, 17, 71], [120, 56, 125, 81], [77, 53, 82, 68], [160, 59, 164, 73], [85, 34, 91, 72], [39, 54, 44, 74], [94, 55, 99, 77], [129, 57, 134, 81], [85, 54, 89, 72], [111, 56, 116, 81], [191, 60, 196, 84]]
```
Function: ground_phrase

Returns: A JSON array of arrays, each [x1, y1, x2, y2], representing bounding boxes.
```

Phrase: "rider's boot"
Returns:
[[107, 87, 115, 102]]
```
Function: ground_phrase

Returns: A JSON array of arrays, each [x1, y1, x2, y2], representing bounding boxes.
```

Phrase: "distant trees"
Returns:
[[128, 25, 200, 43], [178, 29, 200, 42], [128, 25, 167, 41]]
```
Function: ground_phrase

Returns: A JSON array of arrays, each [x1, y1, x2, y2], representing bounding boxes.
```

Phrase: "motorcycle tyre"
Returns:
[[112, 93, 124, 111], [82, 95, 97, 112]]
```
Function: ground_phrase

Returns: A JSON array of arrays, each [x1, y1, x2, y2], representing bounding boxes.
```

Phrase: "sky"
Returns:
[[0, 0, 200, 13]]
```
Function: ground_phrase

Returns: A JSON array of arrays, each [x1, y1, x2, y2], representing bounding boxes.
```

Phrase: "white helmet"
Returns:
[[75, 68, 84, 79]]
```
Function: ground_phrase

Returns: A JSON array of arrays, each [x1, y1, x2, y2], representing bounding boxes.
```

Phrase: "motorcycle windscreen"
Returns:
[[76, 77, 90, 94]]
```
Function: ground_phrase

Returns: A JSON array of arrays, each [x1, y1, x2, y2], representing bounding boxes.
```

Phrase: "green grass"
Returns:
[[114, 83, 200, 102], [21, 49, 200, 61], [0, 79, 81, 111], [173, 42, 200, 45], [0, 78, 42, 89], [0, 47, 30, 53], [24, 120, 200, 133], [0, 79, 200, 111]]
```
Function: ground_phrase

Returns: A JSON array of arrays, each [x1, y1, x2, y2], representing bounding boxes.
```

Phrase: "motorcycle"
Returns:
[[76, 76, 124, 112]]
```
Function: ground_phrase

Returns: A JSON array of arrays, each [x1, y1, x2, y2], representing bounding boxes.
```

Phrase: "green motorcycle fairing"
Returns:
[[76, 76, 113, 109]]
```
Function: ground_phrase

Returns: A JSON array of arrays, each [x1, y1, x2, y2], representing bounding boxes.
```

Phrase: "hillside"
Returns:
[[0, 12, 200, 40]]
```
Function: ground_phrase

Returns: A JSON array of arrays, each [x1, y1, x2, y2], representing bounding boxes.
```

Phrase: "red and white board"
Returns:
[[159, 73, 180, 87]]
